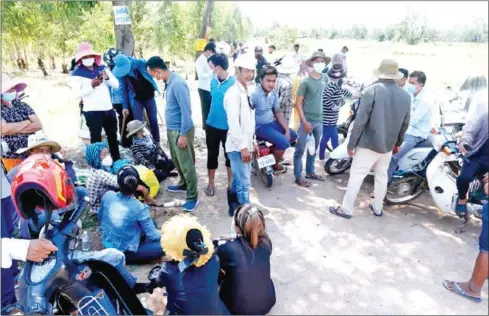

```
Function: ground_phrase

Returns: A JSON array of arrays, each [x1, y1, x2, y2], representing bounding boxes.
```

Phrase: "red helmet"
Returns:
[[11, 154, 76, 219]]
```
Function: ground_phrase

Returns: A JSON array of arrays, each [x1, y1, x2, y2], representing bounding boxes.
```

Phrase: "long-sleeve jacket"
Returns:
[[459, 111, 489, 159]]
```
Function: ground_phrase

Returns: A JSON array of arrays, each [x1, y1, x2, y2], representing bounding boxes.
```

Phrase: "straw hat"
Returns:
[[74, 42, 101, 63], [234, 53, 256, 70], [372, 59, 404, 80], [1, 73, 27, 95], [126, 120, 146, 137], [276, 56, 298, 74], [16, 131, 61, 154], [160, 214, 214, 269]]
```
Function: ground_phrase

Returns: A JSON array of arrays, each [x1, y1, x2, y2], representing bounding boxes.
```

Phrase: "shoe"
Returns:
[[167, 185, 186, 193], [183, 200, 199, 212], [369, 203, 383, 217]]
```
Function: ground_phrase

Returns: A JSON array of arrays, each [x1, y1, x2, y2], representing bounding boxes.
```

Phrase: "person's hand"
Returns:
[[285, 130, 291, 141], [177, 135, 188, 149], [102, 71, 109, 80], [483, 173, 488, 184], [60, 146, 70, 160], [253, 144, 260, 158], [91, 77, 103, 88], [484, 182, 488, 195], [26, 239, 57, 263], [122, 109, 129, 117], [353, 93, 362, 99], [347, 148, 355, 157], [458, 142, 468, 155], [241, 148, 252, 163], [393, 146, 400, 155], [302, 121, 312, 134], [137, 185, 149, 196]]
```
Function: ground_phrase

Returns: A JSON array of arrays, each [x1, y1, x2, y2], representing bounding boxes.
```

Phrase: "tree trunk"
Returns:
[[112, 0, 135, 57], [38, 57, 49, 77], [199, 0, 214, 39], [22, 45, 29, 70], [51, 56, 56, 69]]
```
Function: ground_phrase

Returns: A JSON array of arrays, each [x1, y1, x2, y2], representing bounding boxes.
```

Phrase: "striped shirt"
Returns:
[[322, 81, 352, 126]]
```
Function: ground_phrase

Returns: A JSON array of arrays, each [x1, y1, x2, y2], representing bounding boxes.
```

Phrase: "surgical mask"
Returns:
[[313, 62, 326, 73], [101, 155, 113, 167], [406, 83, 416, 95], [82, 58, 95, 67], [1, 92, 17, 102]]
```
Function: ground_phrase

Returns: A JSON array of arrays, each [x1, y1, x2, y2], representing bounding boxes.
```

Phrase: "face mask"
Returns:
[[1, 92, 16, 102], [313, 63, 326, 73], [101, 155, 113, 167], [406, 83, 416, 95], [82, 58, 95, 67]]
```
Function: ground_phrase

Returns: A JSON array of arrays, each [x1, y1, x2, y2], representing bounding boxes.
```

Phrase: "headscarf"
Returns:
[[85, 142, 131, 173]]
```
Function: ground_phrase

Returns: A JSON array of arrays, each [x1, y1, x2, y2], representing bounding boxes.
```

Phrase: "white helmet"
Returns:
[[234, 54, 256, 70]]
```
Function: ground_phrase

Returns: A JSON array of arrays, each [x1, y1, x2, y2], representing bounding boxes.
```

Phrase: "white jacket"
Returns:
[[195, 54, 212, 91], [70, 68, 119, 112], [2, 238, 30, 269], [224, 81, 256, 152]]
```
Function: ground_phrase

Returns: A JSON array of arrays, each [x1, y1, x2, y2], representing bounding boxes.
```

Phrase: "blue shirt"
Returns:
[[165, 72, 194, 135], [406, 89, 432, 139], [251, 84, 280, 129], [98, 191, 161, 253], [206, 75, 236, 130]]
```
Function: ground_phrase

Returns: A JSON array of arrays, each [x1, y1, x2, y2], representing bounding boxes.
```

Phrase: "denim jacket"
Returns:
[[114, 58, 160, 110], [98, 191, 161, 253], [109, 81, 128, 106]]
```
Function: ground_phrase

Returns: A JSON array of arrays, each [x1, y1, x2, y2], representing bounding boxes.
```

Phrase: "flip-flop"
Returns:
[[204, 186, 215, 197], [369, 204, 383, 217], [306, 173, 326, 181], [329, 206, 352, 219], [169, 171, 179, 178], [295, 178, 311, 187], [443, 280, 482, 303], [274, 165, 287, 175]]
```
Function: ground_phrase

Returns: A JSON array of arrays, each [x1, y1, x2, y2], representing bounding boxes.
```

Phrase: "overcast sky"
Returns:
[[237, 1, 488, 30]]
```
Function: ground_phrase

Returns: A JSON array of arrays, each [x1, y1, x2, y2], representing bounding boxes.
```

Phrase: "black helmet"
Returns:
[[103, 48, 124, 69]]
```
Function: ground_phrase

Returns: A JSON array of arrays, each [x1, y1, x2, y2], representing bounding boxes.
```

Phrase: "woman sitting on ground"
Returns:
[[146, 214, 230, 315], [98, 165, 164, 264], [216, 204, 276, 315], [127, 120, 176, 182]]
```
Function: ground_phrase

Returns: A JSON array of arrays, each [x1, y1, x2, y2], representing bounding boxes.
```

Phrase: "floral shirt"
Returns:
[[275, 74, 294, 125], [86, 169, 119, 212], [1, 100, 36, 159]]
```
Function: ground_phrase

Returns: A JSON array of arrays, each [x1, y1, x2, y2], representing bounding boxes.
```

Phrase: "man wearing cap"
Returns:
[[70, 42, 121, 161], [1, 73, 43, 172], [195, 43, 216, 129], [330, 59, 411, 219], [111, 54, 161, 144], [293, 51, 329, 187], [146, 56, 199, 212], [254, 46, 269, 84], [224, 54, 260, 216], [275, 57, 297, 126]]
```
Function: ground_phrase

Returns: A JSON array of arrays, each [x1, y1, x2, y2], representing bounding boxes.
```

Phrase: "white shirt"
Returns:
[[465, 88, 488, 131], [70, 68, 119, 112], [195, 54, 213, 91], [2, 238, 30, 268], [224, 81, 256, 152]]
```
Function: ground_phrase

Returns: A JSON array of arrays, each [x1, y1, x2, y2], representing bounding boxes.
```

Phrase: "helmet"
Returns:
[[11, 154, 76, 220], [103, 47, 124, 69]]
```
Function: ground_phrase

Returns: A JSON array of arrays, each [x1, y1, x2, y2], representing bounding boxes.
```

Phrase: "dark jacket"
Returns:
[[130, 136, 174, 175], [217, 237, 276, 315], [348, 79, 411, 154]]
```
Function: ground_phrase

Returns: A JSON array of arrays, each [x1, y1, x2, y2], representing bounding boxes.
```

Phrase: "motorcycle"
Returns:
[[251, 140, 276, 188], [14, 197, 150, 315]]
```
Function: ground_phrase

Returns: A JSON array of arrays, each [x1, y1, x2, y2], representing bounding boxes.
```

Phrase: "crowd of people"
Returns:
[[1, 38, 488, 314]]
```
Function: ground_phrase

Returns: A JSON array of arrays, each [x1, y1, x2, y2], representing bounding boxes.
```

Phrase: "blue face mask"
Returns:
[[406, 83, 416, 95], [1, 92, 16, 102]]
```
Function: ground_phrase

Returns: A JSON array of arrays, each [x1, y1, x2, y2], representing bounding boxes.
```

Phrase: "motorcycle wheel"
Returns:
[[324, 158, 352, 175], [260, 170, 273, 188], [384, 176, 427, 205]]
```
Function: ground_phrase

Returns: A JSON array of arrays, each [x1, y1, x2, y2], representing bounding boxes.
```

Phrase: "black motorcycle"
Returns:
[[14, 197, 149, 315]]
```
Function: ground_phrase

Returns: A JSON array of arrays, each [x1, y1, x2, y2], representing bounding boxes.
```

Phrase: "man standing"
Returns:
[[329, 59, 411, 219], [195, 43, 216, 129], [111, 54, 161, 144], [340, 46, 349, 73], [204, 53, 236, 198], [275, 57, 297, 127], [387, 71, 431, 182], [224, 54, 259, 216], [254, 46, 269, 84], [146, 56, 199, 212], [293, 51, 329, 187]]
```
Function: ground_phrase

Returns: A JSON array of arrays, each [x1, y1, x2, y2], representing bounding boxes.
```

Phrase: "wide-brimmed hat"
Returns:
[[306, 51, 328, 66], [327, 63, 347, 79], [234, 53, 256, 70], [1, 73, 27, 95], [112, 55, 132, 78], [372, 59, 404, 80], [16, 131, 61, 154], [276, 57, 298, 74], [74, 42, 101, 63], [126, 120, 146, 137], [160, 214, 214, 270]]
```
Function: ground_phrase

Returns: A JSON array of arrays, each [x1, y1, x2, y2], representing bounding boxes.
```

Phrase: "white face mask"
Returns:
[[101, 155, 113, 167], [82, 58, 95, 67], [313, 62, 326, 73], [1, 92, 17, 102]]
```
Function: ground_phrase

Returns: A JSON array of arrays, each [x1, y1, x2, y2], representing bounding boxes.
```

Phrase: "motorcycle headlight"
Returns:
[[30, 257, 57, 283]]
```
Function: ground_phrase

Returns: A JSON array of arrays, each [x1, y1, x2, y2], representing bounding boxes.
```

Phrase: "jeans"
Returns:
[[84, 110, 120, 161], [319, 125, 339, 160], [113, 103, 134, 148], [255, 121, 298, 150], [228, 151, 252, 205], [132, 98, 160, 143], [198, 89, 211, 129], [293, 121, 323, 180], [124, 238, 165, 264], [387, 134, 426, 182], [457, 157, 489, 200]]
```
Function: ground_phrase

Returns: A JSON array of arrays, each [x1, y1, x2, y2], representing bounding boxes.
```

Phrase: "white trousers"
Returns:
[[342, 147, 392, 215]]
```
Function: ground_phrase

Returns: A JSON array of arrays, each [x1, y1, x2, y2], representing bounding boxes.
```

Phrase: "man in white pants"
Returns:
[[329, 59, 411, 219]]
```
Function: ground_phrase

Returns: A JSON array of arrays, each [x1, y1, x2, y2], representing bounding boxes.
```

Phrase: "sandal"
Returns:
[[369, 203, 383, 217], [273, 165, 287, 175], [204, 186, 216, 197], [443, 280, 482, 303], [306, 173, 326, 181], [281, 158, 292, 166], [329, 206, 352, 219], [295, 178, 311, 187]]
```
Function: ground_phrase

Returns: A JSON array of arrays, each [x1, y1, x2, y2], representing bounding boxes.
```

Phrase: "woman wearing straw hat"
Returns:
[[70, 42, 121, 162], [1, 73, 43, 172], [146, 214, 230, 315]]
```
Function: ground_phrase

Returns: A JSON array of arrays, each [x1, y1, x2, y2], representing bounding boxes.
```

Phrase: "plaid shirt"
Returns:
[[87, 169, 118, 212], [275, 74, 294, 125]]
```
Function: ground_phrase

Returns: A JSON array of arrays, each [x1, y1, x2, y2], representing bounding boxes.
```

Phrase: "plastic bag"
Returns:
[[306, 134, 316, 156]]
